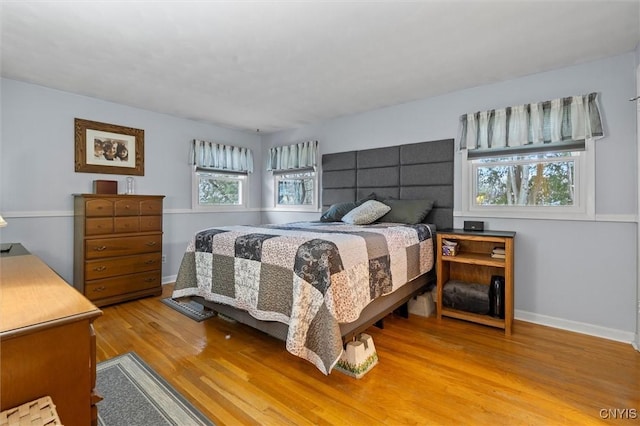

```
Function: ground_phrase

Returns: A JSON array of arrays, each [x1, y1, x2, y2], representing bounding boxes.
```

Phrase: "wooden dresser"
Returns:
[[73, 194, 165, 307], [0, 248, 103, 426]]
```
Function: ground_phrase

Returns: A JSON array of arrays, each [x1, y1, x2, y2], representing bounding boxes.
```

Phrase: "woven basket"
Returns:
[[0, 396, 62, 426]]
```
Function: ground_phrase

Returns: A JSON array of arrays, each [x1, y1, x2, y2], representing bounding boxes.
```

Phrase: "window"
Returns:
[[189, 140, 253, 211], [192, 171, 247, 211], [462, 141, 594, 219], [475, 152, 577, 206], [458, 93, 602, 220], [274, 171, 318, 210], [268, 140, 319, 211]]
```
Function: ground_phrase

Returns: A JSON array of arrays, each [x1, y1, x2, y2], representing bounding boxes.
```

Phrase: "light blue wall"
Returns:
[[261, 52, 638, 341], [0, 79, 263, 283]]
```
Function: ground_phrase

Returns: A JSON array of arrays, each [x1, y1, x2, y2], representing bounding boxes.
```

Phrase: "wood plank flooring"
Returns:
[[95, 285, 640, 425]]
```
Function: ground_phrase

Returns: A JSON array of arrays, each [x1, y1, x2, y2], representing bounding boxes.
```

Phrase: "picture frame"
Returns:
[[75, 118, 144, 176]]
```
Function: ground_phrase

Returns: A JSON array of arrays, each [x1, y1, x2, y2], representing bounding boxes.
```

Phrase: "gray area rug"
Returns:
[[161, 297, 216, 322], [97, 352, 214, 426]]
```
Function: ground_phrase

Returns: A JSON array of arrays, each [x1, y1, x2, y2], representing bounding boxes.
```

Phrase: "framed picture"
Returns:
[[75, 118, 144, 176]]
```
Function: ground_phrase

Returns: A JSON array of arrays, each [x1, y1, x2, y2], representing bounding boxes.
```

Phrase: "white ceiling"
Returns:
[[2, 1, 639, 133]]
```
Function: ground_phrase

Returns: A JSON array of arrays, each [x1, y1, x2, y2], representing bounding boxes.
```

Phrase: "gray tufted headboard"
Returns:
[[321, 138, 454, 230]]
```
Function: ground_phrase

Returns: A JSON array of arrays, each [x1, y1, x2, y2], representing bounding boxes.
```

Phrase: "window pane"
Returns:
[[198, 174, 242, 205], [475, 154, 576, 207], [274, 172, 316, 207], [278, 176, 314, 205]]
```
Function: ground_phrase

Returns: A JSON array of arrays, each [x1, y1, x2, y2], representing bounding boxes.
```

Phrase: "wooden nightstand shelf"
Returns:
[[436, 229, 515, 335]]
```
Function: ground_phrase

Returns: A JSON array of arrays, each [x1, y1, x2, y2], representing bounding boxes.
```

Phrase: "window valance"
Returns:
[[267, 140, 318, 172], [190, 139, 253, 173], [457, 93, 604, 157]]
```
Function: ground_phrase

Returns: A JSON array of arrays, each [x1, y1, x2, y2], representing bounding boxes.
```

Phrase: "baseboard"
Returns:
[[162, 275, 177, 285], [515, 309, 635, 344]]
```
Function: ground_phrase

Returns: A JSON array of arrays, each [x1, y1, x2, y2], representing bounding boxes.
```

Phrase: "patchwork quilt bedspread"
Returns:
[[172, 221, 434, 374]]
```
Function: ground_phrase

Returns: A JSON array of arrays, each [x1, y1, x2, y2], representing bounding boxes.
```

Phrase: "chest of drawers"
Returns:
[[73, 194, 165, 306]]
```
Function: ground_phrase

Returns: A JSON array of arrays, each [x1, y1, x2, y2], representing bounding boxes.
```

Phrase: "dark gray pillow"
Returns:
[[319, 193, 377, 222], [320, 201, 358, 222], [379, 199, 434, 224]]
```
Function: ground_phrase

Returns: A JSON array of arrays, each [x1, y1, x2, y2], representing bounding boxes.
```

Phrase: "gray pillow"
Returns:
[[379, 199, 434, 224], [320, 201, 358, 222], [319, 193, 377, 222], [341, 200, 391, 225]]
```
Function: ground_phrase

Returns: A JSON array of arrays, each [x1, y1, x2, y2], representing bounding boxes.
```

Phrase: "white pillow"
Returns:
[[341, 200, 391, 225]]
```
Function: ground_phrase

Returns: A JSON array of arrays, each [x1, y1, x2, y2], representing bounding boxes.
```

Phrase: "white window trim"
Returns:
[[273, 170, 319, 212], [192, 169, 249, 212], [460, 139, 595, 221]]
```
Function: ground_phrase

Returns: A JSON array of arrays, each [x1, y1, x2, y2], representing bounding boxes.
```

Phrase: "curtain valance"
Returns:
[[457, 93, 604, 156], [267, 140, 318, 172], [190, 139, 253, 173]]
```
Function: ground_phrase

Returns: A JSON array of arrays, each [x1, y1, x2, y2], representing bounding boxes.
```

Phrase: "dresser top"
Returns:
[[0, 254, 102, 337]]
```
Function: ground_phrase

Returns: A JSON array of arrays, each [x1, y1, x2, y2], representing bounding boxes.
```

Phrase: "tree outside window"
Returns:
[[474, 152, 576, 207], [193, 171, 247, 210]]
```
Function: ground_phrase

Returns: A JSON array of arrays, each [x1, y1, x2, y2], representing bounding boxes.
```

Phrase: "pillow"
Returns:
[[320, 201, 358, 222], [341, 200, 391, 225], [319, 193, 378, 222], [378, 199, 434, 224]]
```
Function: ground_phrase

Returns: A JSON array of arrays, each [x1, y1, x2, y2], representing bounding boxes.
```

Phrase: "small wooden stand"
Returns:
[[436, 229, 515, 335]]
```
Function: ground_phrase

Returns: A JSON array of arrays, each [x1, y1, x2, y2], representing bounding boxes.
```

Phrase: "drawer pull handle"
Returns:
[[93, 286, 106, 292], [95, 246, 107, 251], [144, 278, 156, 282], [144, 260, 156, 264], [94, 266, 107, 272], [146, 241, 157, 246]]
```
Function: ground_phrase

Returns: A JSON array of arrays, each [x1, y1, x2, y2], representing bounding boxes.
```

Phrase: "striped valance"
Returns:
[[457, 93, 604, 157], [190, 140, 253, 173], [267, 140, 318, 172]]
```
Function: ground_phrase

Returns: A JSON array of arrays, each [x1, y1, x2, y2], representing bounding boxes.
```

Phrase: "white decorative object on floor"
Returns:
[[334, 333, 378, 379], [408, 292, 435, 317]]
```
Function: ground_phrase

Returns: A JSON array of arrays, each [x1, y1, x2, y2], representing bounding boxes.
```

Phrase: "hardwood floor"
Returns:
[[95, 284, 639, 425]]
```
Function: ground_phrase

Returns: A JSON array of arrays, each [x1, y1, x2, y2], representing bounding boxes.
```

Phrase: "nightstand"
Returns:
[[436, 229, 515, 335]]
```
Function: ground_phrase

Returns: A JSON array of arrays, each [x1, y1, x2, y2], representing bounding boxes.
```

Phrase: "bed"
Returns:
[[172, 138, 454, 374]]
